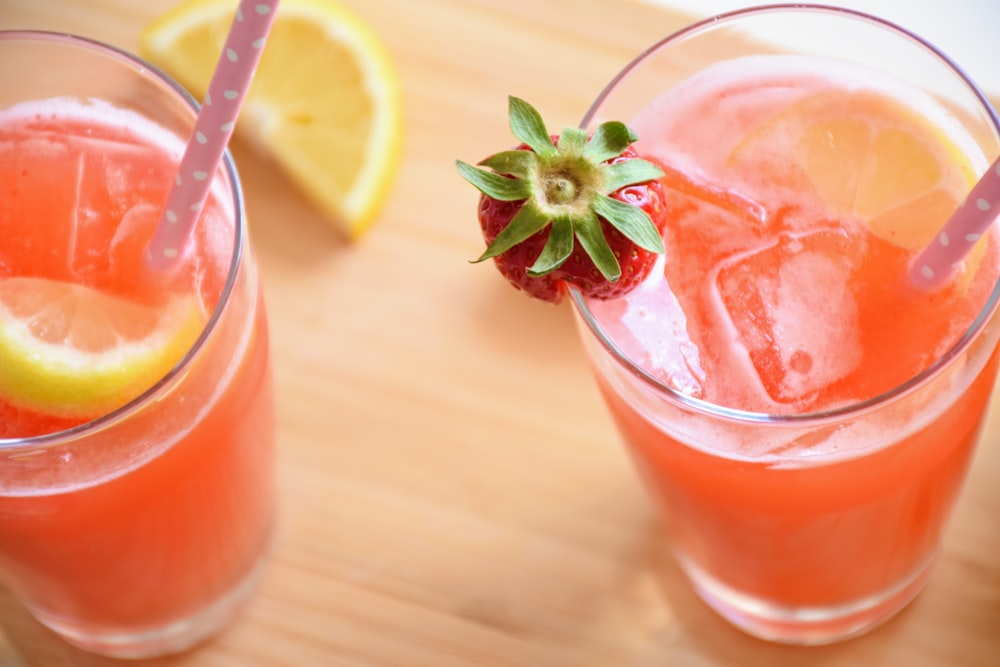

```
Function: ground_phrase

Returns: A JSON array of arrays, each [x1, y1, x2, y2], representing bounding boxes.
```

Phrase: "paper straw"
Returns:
[[909, 154, 1000, 291], [146, 0, 280, 272]]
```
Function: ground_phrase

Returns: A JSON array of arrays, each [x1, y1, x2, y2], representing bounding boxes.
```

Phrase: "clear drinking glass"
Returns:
[[0, 32, 275, 658], [571, 5, 1000, 644]]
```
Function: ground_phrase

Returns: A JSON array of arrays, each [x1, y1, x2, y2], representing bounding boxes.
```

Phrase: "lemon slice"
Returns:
[[728, 90, 978, 253], [0, 277, 204, 419], [140, 0, 403, 238]]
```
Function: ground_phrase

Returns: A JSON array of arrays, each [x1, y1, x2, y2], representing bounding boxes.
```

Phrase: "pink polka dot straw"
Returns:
[[146, 0, 280, 273], [910, 155, 1000, 291]]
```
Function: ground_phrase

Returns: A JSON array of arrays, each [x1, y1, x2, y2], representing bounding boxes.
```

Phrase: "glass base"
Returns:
[[679, 553, 935, 645], [25, 551, 269, 659]]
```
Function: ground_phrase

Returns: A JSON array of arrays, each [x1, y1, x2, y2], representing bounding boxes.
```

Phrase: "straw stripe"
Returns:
[[909, 153, 1000, 291], [146, 0, 281, 272]]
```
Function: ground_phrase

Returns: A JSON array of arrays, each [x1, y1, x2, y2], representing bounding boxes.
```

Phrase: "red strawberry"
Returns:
[[457, 96, 667, 304]]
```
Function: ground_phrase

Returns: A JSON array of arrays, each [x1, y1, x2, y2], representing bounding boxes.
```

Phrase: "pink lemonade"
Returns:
[[0, 96, 274, 654], [578, 53, 1000, 640]]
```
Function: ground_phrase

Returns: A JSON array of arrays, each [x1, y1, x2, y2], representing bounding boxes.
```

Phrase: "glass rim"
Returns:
[[570, 3, 1000, 425], [0, 30, 246, 447]]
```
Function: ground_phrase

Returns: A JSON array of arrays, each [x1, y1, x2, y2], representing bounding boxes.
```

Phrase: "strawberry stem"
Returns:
[[544, 174, 578, 205]]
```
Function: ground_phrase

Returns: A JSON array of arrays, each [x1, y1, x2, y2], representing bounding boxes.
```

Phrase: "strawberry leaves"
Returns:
[[456, 96, 665, 283]]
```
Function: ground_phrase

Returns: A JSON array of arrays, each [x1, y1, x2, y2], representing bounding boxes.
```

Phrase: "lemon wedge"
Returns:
[[0, 277, 204, 419], [140, 0, 403, 238]]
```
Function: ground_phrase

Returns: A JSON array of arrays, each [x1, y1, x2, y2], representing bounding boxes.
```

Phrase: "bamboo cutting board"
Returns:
[[0, 1, 997, 665]]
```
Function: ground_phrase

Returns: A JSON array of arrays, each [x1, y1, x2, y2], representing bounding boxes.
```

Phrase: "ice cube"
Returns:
[[716, 229, 863, 404], [588, 255, 706, 397], [58, 132, 170, 279]]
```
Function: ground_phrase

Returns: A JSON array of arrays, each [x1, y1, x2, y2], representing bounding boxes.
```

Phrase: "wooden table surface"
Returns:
[[1, 1, 998, 665]]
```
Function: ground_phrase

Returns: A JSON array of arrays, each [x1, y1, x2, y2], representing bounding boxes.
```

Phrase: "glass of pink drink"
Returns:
[[571, 6, 1000, 644], [0, 33, 274, 657]]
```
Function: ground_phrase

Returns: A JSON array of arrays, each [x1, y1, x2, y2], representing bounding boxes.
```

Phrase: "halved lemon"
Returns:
[[728, 89, 979, 253], [140, 0, 403, 238], [0, 277, 204, 419]]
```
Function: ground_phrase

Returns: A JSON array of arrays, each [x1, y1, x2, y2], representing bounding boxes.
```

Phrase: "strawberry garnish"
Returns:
[[457, 96, 667, 303]]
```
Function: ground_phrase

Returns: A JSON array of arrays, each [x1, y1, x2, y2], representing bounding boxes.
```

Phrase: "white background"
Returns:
[[644, 0, 1000, 99]]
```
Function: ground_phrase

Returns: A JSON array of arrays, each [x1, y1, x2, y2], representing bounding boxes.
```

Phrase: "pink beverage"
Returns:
[[572, 7, 1000, 644], [0, 32, 274, 658]]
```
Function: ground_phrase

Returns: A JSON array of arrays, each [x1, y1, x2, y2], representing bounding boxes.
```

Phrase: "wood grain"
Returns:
[[0, 1, 997, 665]]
